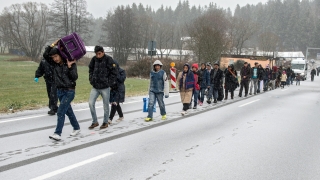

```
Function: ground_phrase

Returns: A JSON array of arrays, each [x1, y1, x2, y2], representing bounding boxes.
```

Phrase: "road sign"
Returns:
[[148, 41, 156, 51]]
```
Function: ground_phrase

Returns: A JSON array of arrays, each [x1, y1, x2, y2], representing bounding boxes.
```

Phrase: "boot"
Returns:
[[224, 93, 228, 100]]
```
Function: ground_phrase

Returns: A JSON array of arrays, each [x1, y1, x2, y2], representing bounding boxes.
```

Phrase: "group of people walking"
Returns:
[[35, 43, 317, 140], [35, 43, 126, 141]]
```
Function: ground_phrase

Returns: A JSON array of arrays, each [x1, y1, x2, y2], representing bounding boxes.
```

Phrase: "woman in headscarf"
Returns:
[[177, 64, 195, 115], [224, 64, 238, 100]]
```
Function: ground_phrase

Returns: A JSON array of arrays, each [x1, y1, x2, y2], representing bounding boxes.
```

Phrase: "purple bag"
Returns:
[[58, 32, 86, 61]]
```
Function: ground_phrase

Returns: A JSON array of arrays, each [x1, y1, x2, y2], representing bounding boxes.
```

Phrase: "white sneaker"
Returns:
[[181, 111, 186, 116], [49, 133, 61, 141], [70, 130, 81, 136], [116, 117, 124, 122], [108, 120, 112, 125]]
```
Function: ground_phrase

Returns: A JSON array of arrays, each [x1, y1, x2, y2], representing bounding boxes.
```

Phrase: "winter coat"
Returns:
[[311, 69, 316, 76], [110, 62, 126, 103], [177, 64, 194, 104], [264, 69, 270, 81], [296, 75, 301, 81], [240, 66, 251, 82], [35, 59, 55, 83], [198, 68, 210, 88], [271, 70, 277, 80], [286, 68, 292, 77], [281, 74, 287, 82], [88, 54, 118, 89], [43, 46, 78, 89], [225, 69, 238, 92], [210, 68, 224, 90]]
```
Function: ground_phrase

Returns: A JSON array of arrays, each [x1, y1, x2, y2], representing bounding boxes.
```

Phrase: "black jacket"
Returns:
[[89, 54, 118, 89], [210, 68, 224, 89], [43, 46, 78, 89], [110, 64, 126, 103], [240, 66, 251, 81], [225, 69, 238, 91], [35, 59, 55, 83]]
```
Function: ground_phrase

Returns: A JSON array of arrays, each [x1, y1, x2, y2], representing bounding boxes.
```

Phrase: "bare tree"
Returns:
[[0, 2, 50, 61], [49, 0, 92, 42], [258, 32, 279, 56], [187, 9, 229, 63], [102, 6, 136, 65], [228, 17, 257, 55]]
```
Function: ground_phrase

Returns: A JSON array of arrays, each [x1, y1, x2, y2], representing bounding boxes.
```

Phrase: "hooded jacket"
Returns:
[[210, 67, 224, 89], [43, 46, 78, 89], [198, 63, 210, 88], [89, 54, 118, 89], [109, 60, 126, 103]]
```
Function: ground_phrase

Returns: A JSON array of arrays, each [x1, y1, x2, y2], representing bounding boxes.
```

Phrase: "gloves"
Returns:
[[34, 78, 39, 83], [165, 95, 169, 98]]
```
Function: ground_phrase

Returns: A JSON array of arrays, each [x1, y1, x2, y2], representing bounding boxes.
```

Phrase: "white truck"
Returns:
[[291, 58, 307, 81]]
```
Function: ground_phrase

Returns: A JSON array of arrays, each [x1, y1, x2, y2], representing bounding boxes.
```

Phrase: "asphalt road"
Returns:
[[0, 77, 320, 180]]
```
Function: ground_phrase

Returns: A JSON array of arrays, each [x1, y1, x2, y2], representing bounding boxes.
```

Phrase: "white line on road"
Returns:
[[30, 152, 115, 180], [238, 99, 260, 107], [0, 95, 180, 123]]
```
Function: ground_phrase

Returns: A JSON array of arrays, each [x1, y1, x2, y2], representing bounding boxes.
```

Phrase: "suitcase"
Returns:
[[58, 32, 86, 61]]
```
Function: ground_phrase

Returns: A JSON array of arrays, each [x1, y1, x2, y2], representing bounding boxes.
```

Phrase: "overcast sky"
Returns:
[[1, 0, 269, 18]]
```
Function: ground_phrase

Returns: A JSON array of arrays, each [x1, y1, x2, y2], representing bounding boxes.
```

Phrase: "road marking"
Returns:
[[0, 115, 47, 124], [238, 99, 260, 107], [281, 89, 288, 91], [0, 95, 180, 123], [30, 152, 115, 180]]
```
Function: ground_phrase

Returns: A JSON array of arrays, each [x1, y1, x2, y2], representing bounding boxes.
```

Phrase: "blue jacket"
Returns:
[[198, 68, 210, 88], [179, 64, 195, 90]]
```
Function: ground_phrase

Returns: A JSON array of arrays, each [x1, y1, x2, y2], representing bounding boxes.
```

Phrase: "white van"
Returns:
[[291, 58, 307, 80]]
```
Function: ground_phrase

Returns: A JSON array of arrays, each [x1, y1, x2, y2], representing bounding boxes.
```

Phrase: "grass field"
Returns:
[[0, 55, 149, 113]]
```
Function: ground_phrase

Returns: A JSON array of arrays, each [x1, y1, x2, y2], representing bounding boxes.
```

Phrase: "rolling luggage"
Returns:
[[58, 32, 86, 61]]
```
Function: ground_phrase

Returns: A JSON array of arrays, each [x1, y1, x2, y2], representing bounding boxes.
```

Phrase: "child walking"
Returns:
[[108, 62, 126, 124], [281, 71, 287, 89], [145, 60, 169, 122]]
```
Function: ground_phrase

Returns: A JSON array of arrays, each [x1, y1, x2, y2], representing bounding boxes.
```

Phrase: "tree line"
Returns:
[[1, 0, 320, 64]]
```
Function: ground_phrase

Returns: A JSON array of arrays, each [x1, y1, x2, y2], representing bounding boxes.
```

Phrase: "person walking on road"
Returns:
[[177, 64, 195, 116], [34, 59, 58, 115], [145, 60, 169, 122], [291, 70, 295, 85], [317, 67, 320, 76], [249, 62, 259, 95], [257, 64, 265, 93], [43, 40, 80, 141], [296, 73, 301, 86], [286, 66, 292, 86], [270, 66, 277, 90], [88, 46, 118, 129], [198, 63, 210, 106], [311, 68, 316, 82], [239, 62, 251, 97], [206, 63, 213, 104], [191, 63, 200, 109], [281, 71, 287, 89], [108, 61, 126, 125], [209, 63, 224, 103], [224, 64, 238, 100], [263, 67, 270, 91]]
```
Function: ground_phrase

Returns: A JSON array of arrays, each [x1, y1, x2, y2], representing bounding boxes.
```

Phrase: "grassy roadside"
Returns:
[[0, 55, 149, 113]]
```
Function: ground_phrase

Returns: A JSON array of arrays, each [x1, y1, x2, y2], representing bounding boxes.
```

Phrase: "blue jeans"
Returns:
[[192, 89, 199, 107], [148, 92, 166, 118], [89, 87, 110, 124], [55, 89, 80, 136], [211, 84, 218, 100], [286, 77, 291, 86], [199, 88, 206, 103]]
